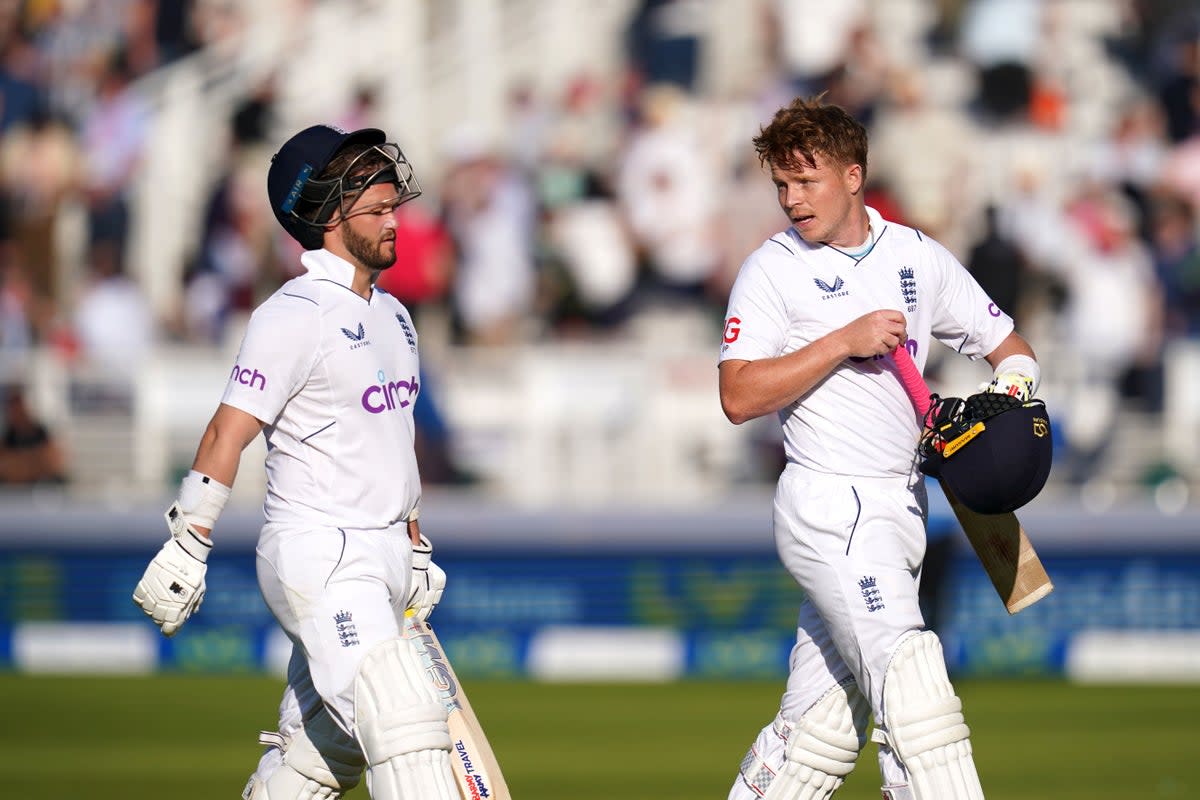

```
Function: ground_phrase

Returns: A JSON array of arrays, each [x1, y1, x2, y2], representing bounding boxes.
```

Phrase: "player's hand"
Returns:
[[132, 502, 212, 637], [840, 310, 907, 358], [979, 371, 1034, 403], [407, 535, 447, 623]]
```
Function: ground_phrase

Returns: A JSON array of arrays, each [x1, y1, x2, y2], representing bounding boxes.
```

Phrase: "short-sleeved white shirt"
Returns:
[[720, 206, 1014, 478], [222, 250, 422, 529]]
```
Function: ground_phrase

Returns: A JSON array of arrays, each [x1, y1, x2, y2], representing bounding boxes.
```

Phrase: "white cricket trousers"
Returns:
[[255, 522, 415, 745], [730, 465, 929, 798]]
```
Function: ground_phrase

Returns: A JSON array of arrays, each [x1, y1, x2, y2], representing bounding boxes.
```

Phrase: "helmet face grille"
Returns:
[[268, 127, 420, 250], [297, 143, 422, 228]]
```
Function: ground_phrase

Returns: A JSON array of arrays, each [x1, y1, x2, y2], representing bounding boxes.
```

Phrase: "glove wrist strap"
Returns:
[[992, 354, 1040, 395], [177, 470, 231, 531], [164, 502, 214, 562]]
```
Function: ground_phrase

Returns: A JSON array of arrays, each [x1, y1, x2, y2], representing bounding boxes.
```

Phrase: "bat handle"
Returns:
[[891, 345, 932, 419]]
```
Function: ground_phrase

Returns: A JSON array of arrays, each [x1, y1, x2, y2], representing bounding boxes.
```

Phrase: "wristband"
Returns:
[[177, 470, 232, 531], [992, 354, 1040, 396]]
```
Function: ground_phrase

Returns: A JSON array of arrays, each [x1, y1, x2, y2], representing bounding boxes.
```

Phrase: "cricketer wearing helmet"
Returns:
[[718, 96, 1042, 799], [133, 124, 453, 800]]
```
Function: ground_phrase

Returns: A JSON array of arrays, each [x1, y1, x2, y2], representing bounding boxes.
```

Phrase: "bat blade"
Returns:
[[890, 346, 1053, 614], [403, 613, 513, 800], [943, 487, 1053, 614]]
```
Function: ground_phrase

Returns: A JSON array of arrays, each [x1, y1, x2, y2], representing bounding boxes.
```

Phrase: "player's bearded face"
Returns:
[[339, 183, 400, 272], [771, 152, 860, 247]]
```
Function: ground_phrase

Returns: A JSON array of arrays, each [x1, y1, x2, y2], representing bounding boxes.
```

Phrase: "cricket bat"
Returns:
[[891, 346, 1053, 614], [403, 611, 513, 800]]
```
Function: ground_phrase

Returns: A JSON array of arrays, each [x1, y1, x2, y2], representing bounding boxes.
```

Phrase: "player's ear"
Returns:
[[845, 163, 864, 195]]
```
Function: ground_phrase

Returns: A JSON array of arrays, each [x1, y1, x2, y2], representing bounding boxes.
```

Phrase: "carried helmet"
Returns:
[[266, 124, 421, 250], [919, 392, 1053, 515]]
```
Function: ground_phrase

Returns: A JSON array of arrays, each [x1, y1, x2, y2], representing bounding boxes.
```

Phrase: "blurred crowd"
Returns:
[[1, 0, 1200, 491]]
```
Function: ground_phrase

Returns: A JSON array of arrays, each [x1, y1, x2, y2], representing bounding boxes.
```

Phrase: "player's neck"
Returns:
[[828, 220, 874, 259]]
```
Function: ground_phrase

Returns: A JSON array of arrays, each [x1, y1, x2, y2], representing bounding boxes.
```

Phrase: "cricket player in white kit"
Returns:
[[133, 125, 458, 800], [719, 97, 1042, 799]]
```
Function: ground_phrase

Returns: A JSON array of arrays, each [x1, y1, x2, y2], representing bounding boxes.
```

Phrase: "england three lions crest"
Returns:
[[899, 267, 917, 312]]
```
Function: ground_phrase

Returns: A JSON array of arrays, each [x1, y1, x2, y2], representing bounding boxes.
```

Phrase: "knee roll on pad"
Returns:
[[760, 682, 870, 800], [353, 637, 458, 800], [241, 711, 364, 800], [876, 631, 984, 800]]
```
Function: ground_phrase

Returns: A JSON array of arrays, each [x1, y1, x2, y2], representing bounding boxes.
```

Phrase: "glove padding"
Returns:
[[979, 371, 1034, 403], [132, 502, 212, 637], [406, 535, 447, 623]]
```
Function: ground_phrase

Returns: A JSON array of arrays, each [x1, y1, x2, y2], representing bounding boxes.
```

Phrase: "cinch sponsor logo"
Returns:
[[987, 302, 1001, 317], [230, 364, 267, 391], [361, 370, 419, 413]]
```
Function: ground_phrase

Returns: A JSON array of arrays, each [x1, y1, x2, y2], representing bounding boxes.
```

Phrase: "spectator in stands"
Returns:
[[72, 238, 155, 376], [441, 131, 538, 346], [0, 31, 44, 135], [1148, 190, 1200, 339], [870, 64, 978, 254], [375, 198, 454, 323], [765, 0, 868, 97], [0, 256, 34, 356], [967, 204, 1030, 327], [0, 108, 81, 317], [1053, 188, 1164, 483], [1086, 95, 1168, 238], [375, 199, 473, 484], [0, 383, 65, 484], [542, 171, 638, 332], [616, 84, 722, 312], [1154, 13, 1200, 144], [624, 0, 707, 99], [78, 47, 148, 251]]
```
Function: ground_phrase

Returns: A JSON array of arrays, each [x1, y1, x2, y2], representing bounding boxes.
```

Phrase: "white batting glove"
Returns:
[[407, 535, 447, 624], [132, 502, 212, 637], [979, 372, 1034, 403]]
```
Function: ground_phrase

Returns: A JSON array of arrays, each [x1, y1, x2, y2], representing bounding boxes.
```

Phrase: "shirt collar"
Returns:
[[299, 249, 361, 290], [865, 205, 887, 237]]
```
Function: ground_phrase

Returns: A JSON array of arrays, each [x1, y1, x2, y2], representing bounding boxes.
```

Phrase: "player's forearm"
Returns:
[[721, 334, 850, 424], [191, 420, 249, 489], [984, 331, 1036, 368], [185, 404, 263, 535]]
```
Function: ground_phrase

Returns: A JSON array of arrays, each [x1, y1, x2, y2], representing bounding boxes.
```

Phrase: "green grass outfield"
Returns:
[[1, 674, 1195, 799]]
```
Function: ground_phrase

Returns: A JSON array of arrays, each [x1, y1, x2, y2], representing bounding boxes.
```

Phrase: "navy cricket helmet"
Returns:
[[266, 125, 420, 250], [919, 393, 1053, 515]]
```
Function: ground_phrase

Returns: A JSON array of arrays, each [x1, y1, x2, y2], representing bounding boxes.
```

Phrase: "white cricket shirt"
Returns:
[[222, 250, 422, 529], [720, 206, 1014, 478]]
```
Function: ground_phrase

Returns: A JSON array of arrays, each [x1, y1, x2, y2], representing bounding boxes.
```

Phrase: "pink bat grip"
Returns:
[[892, 345, 932, 418]]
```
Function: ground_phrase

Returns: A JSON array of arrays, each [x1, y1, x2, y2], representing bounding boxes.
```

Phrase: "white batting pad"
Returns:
[[752, 682, 869, 800], [353, 637, 458, 800], [242, 708, 364, 799], [877, 631, 984, 800]]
